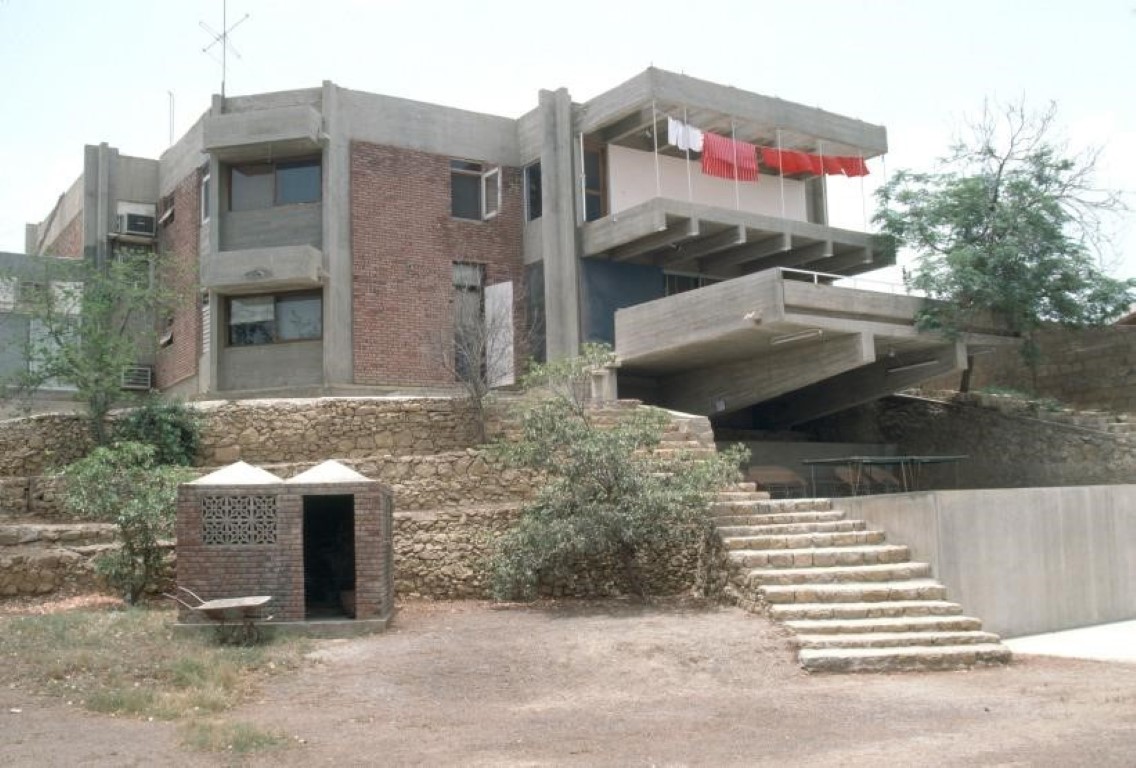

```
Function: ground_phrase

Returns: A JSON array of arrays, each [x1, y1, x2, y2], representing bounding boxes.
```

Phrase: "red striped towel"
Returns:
[[702, 132, 758, 182]]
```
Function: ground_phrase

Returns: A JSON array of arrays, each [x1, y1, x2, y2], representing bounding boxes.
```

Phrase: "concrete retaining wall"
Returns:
[[841, 485, 1136, 638]]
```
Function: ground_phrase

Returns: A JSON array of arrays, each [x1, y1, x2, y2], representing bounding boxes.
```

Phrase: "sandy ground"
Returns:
[[3, 598, 1136, 766]]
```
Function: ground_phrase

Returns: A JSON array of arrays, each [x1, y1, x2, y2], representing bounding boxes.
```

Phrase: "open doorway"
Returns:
[[303, 494, 356, 619]]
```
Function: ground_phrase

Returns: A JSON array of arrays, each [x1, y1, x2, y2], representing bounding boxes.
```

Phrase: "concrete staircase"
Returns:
[[712, 489, 1012, 673]]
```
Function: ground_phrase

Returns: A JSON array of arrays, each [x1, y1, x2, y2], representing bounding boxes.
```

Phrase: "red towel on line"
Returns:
[[760, 147, 870, 177], [701, 132, 759, 182]]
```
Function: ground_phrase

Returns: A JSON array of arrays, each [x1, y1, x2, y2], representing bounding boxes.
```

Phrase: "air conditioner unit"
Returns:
[[121, 365, 153, 391], [115, 202, 157, 237]]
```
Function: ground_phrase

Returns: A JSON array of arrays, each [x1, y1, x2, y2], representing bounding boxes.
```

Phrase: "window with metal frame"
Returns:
[[229, 158, 321, 212], [227, 290, 322, 346], [451, 160, 501, 221]]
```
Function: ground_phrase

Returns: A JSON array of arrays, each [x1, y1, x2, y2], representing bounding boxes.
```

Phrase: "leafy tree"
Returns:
[[114, 398, 202, 466], [489, 344, 746, 600], [61, 441, 192, 604], [875, 101, 1134, 389], [1, 248, 182, 443]]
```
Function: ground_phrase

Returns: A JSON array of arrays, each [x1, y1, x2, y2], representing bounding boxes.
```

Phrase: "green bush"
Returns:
[[114, 399, 202, 466], [61, 441, 194, 603], [490, 345, 747, 600]]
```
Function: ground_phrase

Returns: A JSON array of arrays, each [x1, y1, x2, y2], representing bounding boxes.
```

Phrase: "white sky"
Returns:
[[1, 0, 1134, 281]]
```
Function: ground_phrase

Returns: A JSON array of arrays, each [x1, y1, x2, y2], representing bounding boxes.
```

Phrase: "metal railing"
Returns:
[[778, 267, 913, 296]]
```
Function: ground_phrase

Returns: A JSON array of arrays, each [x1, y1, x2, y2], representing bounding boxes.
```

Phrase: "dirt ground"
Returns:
[[3, 598, 1136, 766]]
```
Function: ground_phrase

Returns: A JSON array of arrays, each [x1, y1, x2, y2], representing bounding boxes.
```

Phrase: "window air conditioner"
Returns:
[[115, 202, 157, 237], [121, 365, 154, 391]]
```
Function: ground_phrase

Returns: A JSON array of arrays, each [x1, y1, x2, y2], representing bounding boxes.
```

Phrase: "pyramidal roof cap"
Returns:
[[286, 460, 371, 485], [189, 461, 283, 486]]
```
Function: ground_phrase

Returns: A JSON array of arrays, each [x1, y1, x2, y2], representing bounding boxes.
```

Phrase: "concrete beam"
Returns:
[[581, 203, 666, 256], [751, 341, 967, 428], [662, 225, 747, 268], [748, 240, 834, 272], [610, 218, 698, 262], [806, 248, 873, 274], [659, 331, 874, 416], [701, 234, 790, 271]]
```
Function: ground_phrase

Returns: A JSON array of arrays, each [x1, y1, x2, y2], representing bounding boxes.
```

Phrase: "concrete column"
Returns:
[[804, 177, 828, 226], [538, 88, 581, 361], [81, 145, 99, 262], [24, 224, 36, 256], [321, 81, 353, 386]]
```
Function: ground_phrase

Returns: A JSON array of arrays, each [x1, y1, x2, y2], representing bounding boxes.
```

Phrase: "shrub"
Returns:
[[489, 344, 746, 600], [61, 441, 194, 603], [114, 399, 202, 466]]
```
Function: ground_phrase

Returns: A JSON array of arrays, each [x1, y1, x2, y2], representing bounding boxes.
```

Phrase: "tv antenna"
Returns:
[[200, 0, 250, 98]]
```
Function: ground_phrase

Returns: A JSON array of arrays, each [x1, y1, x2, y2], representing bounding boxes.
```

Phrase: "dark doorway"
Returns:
[[303, 495, 356, 619]]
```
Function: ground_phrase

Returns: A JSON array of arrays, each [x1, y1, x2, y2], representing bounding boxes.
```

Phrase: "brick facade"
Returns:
[[175, 477, 393, 625], [43, 212, 83, 258], [350, 142, 524, 386], [155, 170, 202, 390]]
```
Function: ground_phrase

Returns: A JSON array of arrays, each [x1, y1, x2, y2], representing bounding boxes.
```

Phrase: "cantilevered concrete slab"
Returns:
[[581, 198, 888, 278], [614, 268, 1012, 418], [577, 68, 887, 158]]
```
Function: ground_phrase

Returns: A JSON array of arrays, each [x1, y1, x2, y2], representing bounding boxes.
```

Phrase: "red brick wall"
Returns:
[[155, 170, 202, 390], [43, 212, 83, 258], [350, 142, 524, 386]]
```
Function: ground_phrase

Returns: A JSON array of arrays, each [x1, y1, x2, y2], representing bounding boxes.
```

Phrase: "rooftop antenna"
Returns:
[[200, 0, 250, 98]]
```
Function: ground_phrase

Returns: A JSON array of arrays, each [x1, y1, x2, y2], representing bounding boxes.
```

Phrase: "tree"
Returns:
[[61, 441, 193, 604], [1, 248, 181, 442], [489, 344, 747, 600], [875, 101, 1135, 389], [429, 273, 536, 444]]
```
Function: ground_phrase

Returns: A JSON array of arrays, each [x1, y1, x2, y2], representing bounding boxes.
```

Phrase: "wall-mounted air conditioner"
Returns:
[[115, 202, 157, 237], [121, 365, 154, 391]]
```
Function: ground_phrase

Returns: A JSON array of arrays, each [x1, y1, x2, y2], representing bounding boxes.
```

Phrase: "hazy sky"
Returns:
[[2, 0, 1134, 280]]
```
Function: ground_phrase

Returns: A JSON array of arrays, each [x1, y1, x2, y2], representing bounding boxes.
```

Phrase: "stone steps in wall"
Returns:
[[708, 498, 831, 517], [711, 487, 1011, 673], [0, 523, 118, 548]]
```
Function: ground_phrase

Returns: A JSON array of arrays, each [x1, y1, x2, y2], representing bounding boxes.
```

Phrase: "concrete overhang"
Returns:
[[583, 198, 892, 278], [204, 105, 323, 161], [576, 67, 887, 158], [614, 268, 1014, 417], [201, 244, 323, 293]]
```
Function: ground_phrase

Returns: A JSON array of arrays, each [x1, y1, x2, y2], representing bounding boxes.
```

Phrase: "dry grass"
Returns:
[[0, 601, 308, 749], [178, 719, 289, 754]]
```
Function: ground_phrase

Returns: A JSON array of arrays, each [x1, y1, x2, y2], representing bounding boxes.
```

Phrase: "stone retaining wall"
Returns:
[[0, 524, 119, 596], [804, 394, 1136, 489], [0, 413, 92, 477], [924, 325, 1136, 413]]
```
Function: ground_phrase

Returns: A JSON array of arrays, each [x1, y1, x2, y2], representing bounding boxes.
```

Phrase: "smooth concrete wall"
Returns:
[[841, 486, 1136, 638], [340, 88, 520, 167], [159, 115, 208, 197], [218, 339, 322, 391], [608, 145, 808, 222], [114, 155, 160, 203], [30, 174, 84, 254], [220, 203, 322, 251]]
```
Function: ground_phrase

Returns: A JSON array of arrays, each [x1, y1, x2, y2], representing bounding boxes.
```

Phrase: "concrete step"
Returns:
[[744, 561, 932, 586], [784, 615, 984, 635], [769, 600, 966, 622], [710, 498, 831, 513], [760, 579, 948, 605], [799, 643, 1012, 673], [711, 510, 847, 528], [727, 544, 911, 569], [719, 520, 865, 541], [794, 630, 1002, 650], [727, 530, 886, 552]]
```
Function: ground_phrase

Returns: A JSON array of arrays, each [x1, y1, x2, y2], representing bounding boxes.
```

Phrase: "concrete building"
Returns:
[[25, 68, 1005, 427]]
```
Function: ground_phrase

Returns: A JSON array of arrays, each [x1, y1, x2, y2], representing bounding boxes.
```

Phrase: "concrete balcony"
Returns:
[[582, 197, 891, 278], [614, 268, 1012, 425], [203, 105, 323, 161], [201, 244, 323, 293]]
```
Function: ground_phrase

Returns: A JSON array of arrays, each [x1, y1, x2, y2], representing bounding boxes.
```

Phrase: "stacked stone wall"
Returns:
[[924, 325, 1136, 413], [805, 394, 1136, 489]]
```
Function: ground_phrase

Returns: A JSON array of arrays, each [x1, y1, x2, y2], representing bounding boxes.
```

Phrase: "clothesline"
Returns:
[[664, 115, 870, 181]]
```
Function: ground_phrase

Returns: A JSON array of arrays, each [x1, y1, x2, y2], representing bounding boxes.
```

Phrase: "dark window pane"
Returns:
[[230, 164, 274, 211], [584, 151, 601, 189], [585, 192, 603, 222], [276, 160, 321, 205], [525, 162, 542, 221], [452, 172, 481, 219], [451, 159, 482, 173], [276, 293, 322, 340]]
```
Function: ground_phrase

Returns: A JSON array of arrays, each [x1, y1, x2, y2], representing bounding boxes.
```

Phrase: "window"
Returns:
[[200, 171, 211, 223], [583, 145, 607, 222], [229, 158, 321, 211], [524, 162, 542, 221], [665, 272, 720, 296], [0, 278, 15, 313], [452, 262, 484, 380], [451, 160, 501, 221], [227, 290, 322, 346]]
